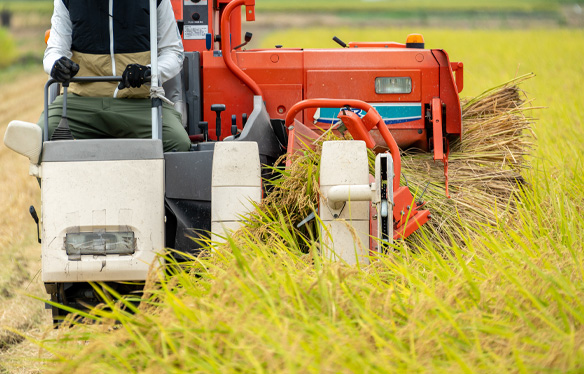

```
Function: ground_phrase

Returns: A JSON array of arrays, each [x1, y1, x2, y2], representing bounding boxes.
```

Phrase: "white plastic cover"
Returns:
[[320, 141, 370, 265], [211, 142, 261, 242], [3, 121, 43, 164]]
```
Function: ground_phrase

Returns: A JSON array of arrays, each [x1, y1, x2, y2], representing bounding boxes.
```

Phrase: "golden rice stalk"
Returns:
[[402, 73, 538, 245]]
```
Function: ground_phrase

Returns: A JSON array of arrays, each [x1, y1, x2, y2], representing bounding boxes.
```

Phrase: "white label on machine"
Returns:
[[184, 25, 208, 40]]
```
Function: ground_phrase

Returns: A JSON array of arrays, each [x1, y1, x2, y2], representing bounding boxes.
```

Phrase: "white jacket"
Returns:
[[44, 0, 184, 98]]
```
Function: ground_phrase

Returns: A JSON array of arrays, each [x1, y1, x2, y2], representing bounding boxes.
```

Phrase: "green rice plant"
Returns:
[[255, 0, 560, 13], [37, 180, 584, 372], [0, 1, 54, 16], [0, 28, 18, 68]]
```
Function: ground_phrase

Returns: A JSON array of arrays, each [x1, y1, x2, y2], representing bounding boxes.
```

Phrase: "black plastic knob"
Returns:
[[231, 115, 238, 135], [198, 121, 208, 141], [211, 104, 226, 140]]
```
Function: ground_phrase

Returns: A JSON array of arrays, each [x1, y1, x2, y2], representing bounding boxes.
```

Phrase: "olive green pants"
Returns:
[[38, 94, 191, 152]]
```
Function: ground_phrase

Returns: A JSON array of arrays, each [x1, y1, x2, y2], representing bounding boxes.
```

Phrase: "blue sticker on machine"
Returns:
[[314, 103, 422, 125]]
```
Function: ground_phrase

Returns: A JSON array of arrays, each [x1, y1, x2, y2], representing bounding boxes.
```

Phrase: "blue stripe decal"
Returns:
[[315, 103, 422, 126]]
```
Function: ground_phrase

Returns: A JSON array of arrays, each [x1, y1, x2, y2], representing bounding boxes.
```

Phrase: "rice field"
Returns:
[[0, 0, 569, 14], [0, 10, 583, 372], [255, 0, 564, 13], [0, 1, 53, 16], [0, 28, 574, 373]]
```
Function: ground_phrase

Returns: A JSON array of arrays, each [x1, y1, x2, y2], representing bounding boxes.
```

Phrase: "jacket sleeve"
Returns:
[[43, 0, 72, 76], [157, 0, 184, 84]]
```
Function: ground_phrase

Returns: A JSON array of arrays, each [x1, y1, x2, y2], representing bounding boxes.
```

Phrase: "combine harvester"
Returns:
[[3, 0, 463, 322]]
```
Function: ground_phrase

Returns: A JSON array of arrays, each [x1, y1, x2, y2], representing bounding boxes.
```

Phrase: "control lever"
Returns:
[[29, 205, 41, 244], [234, 32, 253, 50], [242, 113, 247, 128], [50, 81, 75, 141], [231, 115, 238, 135], [333, 36, 348, 48], [198, 121, 208, 141], [210, 104, 226, 140]]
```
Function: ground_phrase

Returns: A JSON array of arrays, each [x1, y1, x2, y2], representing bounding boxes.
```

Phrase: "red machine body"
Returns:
[[169, 0, 463, 243], [203, 47, 462, 150], [170, 0, 463, 152]]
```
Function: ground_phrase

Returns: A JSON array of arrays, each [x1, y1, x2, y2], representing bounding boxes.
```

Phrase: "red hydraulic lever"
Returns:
[[431, 97, 444, 162], [285, 99, 402, 192], [430, 97, 451, 198], [221, 0, 262, 97]]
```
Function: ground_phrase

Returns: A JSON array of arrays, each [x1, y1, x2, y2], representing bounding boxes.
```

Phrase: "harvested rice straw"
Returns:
[[237, 73, 537, 249], [401, 73, 537, 246]]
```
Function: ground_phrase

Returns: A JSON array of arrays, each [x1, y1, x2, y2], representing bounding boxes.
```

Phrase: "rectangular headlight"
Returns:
[[66, 231, 136, 258], [375, 77, 412, 94]]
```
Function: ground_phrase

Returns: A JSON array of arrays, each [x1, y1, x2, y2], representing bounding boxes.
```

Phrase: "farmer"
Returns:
[[39, 0, 190, 152]]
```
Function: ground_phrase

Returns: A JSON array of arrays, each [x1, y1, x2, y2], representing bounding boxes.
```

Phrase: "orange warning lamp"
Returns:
[[406, 33, 425, 49]]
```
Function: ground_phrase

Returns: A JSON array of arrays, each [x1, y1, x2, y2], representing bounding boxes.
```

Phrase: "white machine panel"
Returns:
[[211, 142, 262, 242], [41, 158, 164, 282], [320, 141, 371, 265]]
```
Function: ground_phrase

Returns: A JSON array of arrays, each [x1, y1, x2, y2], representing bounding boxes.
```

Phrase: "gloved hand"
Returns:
[[50, 56, 80, 83], [121, 64, 151, 89]]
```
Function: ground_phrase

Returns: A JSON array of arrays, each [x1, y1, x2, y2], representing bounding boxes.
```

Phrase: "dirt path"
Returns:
[[0, 72, 53, 373]]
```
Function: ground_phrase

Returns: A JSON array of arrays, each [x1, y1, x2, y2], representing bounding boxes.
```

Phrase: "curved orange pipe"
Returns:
[[221, 0, 262, 97], [285, 99, 402, 191]]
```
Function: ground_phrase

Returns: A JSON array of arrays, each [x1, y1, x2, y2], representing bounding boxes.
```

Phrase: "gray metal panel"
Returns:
[[193, 142, 216, 152], [163, 73, 187, 128], [164, 150, 214, 201], [232, 96, 282, 160], [184, 52, 202, 135], [42, 139, 164, 162]]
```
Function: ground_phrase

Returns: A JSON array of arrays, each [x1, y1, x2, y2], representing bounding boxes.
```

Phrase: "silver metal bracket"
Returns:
[[374, 153, 394, 251]]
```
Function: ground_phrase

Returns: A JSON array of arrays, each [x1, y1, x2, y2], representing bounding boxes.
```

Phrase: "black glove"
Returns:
[[121, 64, 151, 89], [50, 56, 79, 83]]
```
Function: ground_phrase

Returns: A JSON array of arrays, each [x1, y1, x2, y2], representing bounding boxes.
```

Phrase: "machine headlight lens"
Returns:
[[66, 231, 136, 257], [375, 77, 412, 94]]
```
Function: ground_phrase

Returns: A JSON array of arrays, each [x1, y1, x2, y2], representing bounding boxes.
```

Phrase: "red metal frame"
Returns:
[[431, 97, 444, 162], [200, 47, 462, 145], [173, 0, 463, 146]]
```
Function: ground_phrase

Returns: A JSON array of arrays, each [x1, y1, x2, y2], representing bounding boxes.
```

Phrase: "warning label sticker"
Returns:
[[184, 25, 208, 40]]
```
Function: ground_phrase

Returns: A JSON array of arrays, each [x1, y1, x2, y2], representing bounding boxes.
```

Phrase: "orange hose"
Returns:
[[221, 0, 262, 97]]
